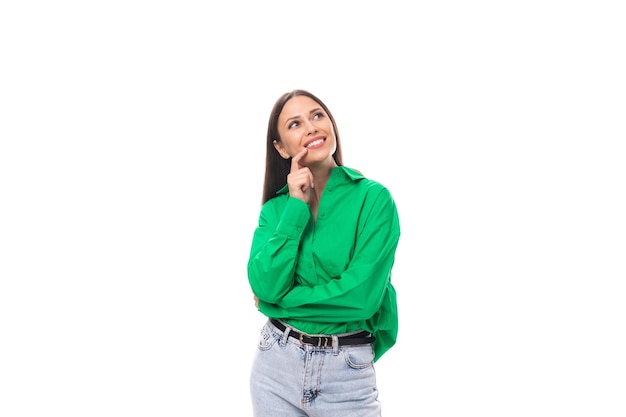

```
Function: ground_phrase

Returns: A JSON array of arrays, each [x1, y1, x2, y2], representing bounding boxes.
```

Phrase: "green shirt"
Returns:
[[248, 166, 400, 361]]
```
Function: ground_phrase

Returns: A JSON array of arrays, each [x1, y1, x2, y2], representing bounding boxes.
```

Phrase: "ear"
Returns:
[[273, 140, 291, 160]]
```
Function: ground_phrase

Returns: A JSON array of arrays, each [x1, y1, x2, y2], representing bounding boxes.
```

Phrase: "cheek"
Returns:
[[280, 142, 295, 157], [329, 131, 338, 151], [280, 134, 299, 154]]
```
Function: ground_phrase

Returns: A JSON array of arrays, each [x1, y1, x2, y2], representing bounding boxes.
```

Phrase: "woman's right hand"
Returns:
[[287, 147, 314, 204]]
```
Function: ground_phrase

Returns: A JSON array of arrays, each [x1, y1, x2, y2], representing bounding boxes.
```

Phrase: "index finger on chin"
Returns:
[[291, 147, 308, 171]]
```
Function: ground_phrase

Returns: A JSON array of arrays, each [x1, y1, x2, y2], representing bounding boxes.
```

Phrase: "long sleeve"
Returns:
[[247, 197, 311, 302]]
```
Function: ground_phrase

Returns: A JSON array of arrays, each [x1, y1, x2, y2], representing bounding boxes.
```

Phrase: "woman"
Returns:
[[248, 89, 400, 416]]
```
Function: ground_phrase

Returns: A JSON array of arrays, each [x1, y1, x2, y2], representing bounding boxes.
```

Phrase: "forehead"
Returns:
[[279, 95, 321, 119]]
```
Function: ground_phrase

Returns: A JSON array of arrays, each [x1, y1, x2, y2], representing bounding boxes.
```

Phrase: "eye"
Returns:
[[313, 112, 325, 120], [288, 121, 300, 129]]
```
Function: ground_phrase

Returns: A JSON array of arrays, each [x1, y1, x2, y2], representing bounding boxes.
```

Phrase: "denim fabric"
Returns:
[[250, 320, 381, 417]]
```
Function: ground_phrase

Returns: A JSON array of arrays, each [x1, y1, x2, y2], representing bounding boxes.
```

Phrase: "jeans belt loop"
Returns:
[[332, 335, 339, 355], [280, 326, 291, 346]]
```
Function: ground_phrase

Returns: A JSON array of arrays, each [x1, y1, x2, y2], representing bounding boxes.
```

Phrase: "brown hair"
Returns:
[[261, 89, 343, 204]]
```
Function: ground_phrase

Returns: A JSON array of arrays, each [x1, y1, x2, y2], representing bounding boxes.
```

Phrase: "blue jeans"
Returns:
[[250, 320, 381, 417]]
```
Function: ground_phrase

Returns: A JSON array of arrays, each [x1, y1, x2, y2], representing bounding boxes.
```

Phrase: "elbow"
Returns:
[[248, 256, 293, 304], [248, 271, 289, 305], [251, 286, 286, 304]]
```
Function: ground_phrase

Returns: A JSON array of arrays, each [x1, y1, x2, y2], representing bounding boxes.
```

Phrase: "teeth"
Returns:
[[306, 139, 324, 148]]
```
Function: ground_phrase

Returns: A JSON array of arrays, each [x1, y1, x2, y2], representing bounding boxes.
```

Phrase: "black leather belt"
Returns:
[[270, 319, 375, 347]]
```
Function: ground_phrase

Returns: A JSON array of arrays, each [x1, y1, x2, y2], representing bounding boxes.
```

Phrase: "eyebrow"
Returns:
[[284, 107, 324, 124]]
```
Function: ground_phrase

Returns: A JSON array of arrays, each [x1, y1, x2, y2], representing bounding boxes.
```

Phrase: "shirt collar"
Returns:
[[276, 166, 365, 195]]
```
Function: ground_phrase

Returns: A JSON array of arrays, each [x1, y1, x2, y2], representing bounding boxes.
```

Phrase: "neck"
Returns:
[[309, 159, 337, 200]]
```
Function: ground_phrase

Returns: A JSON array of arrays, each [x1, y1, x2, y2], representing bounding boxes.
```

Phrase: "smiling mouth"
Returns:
[[305, 138, 325, 148]]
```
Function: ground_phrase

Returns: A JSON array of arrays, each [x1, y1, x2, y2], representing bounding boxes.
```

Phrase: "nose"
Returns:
[[304, 119, 318, 135]]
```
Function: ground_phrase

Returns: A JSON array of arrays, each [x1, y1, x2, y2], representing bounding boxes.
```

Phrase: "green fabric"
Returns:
[[248, 166, 400, 362]]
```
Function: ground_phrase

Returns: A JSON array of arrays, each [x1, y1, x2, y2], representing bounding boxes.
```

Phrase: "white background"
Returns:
[[1, 1, 625, 416]]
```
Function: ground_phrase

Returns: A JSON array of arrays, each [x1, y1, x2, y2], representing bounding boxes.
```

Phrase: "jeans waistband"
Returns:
[[269, 319, 375, 347]]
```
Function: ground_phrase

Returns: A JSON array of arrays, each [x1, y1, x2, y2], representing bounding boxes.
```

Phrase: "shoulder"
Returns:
[[343, 166, 390, 192], [337, 167, 395, 206], [260, 193, 289, 214]]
